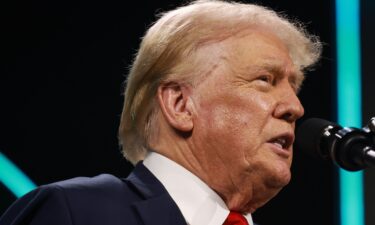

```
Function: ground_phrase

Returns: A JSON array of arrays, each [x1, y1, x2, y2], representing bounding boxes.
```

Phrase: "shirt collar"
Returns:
[[143, 152, 253, 225]]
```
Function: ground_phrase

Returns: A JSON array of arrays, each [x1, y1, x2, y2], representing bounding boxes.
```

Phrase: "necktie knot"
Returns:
[[223, 211, 249, 225]]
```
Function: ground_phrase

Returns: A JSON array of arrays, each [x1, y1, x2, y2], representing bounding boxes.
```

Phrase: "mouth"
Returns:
[[267, 133, 294, 157]]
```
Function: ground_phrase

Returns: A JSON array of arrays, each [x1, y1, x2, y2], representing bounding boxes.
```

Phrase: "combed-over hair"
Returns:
[[118, 0, 322, 165]]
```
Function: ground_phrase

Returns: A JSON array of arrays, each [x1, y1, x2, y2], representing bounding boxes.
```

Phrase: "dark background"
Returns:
[[362, 0, 375, 224], [1, 0, 367, 224]]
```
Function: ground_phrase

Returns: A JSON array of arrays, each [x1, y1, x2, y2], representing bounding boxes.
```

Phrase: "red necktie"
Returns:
[[223, 211, 249, 225]]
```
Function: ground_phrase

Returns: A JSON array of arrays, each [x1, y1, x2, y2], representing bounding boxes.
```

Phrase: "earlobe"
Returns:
[[157, 82, 194, 132]]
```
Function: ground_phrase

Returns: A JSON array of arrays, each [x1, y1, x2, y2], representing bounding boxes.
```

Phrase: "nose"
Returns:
[[273, 83, 305, 123]]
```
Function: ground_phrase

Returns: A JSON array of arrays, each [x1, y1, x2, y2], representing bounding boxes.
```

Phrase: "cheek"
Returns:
[[197, 94, 274, 154], [207, 93, 273, 131]]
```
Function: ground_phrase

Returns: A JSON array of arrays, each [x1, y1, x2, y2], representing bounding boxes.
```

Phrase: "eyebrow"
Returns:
[[247, 60, 305, 92]]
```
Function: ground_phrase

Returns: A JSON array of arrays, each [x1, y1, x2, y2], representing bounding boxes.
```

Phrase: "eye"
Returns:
[[257, 75, 273, 84]]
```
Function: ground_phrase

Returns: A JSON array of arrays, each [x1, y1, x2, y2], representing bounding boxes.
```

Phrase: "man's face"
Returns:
[[188, 28, 305, 213]]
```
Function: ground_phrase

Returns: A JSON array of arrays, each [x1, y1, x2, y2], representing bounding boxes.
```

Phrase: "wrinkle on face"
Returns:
[[178, 27, 304, 213]]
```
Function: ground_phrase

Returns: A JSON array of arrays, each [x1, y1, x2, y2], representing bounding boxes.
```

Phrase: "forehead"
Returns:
[[225, 29, 299, 71], [191, 27, 303, 82]]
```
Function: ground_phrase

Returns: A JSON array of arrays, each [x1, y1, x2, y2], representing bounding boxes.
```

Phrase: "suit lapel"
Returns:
[[132, 194, 186, 225], [126, 162, 186, 225]]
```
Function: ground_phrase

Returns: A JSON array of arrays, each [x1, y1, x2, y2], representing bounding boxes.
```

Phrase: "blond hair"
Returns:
[[119, 0, 322, 165]]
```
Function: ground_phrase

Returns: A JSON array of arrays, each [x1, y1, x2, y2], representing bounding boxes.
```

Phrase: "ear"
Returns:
[[157, 82, 194, 132]]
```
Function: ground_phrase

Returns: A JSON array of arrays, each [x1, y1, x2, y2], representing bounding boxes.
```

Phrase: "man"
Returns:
[[0, 0, 321, 224]]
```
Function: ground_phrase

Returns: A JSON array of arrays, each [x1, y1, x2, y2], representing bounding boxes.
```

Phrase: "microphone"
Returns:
[[295, 118, 375, 171]]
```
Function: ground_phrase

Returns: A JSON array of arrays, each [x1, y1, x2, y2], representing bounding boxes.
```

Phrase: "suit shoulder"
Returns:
[[45, 173, 139, 202], [51, 174, 125, 191], [0, 174, 141, 225]]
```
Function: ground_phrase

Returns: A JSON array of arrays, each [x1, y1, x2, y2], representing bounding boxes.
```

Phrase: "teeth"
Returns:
[[273, 138, 286, 149], [273, 142, 283, 149]]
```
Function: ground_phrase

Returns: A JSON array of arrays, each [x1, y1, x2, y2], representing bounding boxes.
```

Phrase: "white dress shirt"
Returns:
[[143, 152, 253, 225]]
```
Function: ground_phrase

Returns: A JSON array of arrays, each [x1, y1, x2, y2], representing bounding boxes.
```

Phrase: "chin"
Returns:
[[267, 162, 292, 188]]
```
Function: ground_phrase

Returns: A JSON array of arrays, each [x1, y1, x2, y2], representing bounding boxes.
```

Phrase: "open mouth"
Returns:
[[268, 133, 294, 151]]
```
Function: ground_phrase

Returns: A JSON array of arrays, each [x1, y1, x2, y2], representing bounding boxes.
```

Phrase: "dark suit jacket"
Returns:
[[0, 162, 187, 225]]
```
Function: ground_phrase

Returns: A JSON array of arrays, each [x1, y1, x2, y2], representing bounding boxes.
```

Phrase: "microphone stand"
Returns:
[[296, 116, 375, 171], [341, 117, 375, 171], [362, 118, 375, 167]]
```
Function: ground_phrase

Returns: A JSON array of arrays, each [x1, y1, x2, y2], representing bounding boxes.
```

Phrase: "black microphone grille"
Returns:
[[295, 118, 338, 159]]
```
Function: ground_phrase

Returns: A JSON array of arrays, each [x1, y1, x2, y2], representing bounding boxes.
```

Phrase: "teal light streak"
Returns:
[[0, 152, 36, 197], [336, 0, 364, 225]]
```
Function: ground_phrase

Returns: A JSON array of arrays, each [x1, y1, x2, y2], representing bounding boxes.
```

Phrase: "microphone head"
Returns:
[[295, 118, 338, 159], [295, 117, 371, 171]]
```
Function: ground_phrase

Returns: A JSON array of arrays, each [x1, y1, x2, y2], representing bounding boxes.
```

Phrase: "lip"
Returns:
[[266, 142, 291, 158], [266, 132, 294, 158]]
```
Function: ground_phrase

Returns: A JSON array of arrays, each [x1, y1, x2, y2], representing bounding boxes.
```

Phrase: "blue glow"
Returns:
[[336, 0, 364, 225], [0, 152, 36, 197]]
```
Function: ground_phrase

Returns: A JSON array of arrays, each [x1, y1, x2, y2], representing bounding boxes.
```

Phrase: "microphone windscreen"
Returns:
[[295, 118, 337, 159]]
